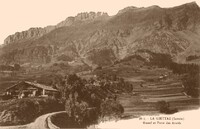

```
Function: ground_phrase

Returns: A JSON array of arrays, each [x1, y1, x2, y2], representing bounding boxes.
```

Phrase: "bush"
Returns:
[[1, 94, 13, 100], [65, 98, 99, 126], [157, 101, 178, 114], [186, 55, 200, 61], [157, 101, 170, 113], [73, 101, 89, 124], [0, 97, 64, 125], [100, 99, 124, 118], [14, 64, 21, 71]]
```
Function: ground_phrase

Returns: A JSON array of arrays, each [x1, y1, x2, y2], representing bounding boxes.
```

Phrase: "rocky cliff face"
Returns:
[[4, 12, 109, 45], [74, 12, 108, 21], [1, 2, 200, 66], [3, 26, 58, 45], [57, 12, 108, 27]]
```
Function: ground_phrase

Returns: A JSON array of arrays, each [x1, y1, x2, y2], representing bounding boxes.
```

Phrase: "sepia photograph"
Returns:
[[0, 0, 199, 129]]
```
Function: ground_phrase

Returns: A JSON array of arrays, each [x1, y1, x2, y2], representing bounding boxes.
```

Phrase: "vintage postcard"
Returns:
[[0, 0, 199, 129]]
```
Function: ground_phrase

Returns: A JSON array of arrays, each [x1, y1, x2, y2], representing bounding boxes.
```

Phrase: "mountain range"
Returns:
[[1, 2, 200, 69]]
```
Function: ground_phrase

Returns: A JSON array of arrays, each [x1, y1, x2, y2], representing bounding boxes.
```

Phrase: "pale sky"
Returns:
[[0, 0, 200, 45]]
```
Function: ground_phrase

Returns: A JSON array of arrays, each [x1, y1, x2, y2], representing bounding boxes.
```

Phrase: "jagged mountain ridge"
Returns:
[[3, 12, 109, 45], [1, 2, 200, 67]]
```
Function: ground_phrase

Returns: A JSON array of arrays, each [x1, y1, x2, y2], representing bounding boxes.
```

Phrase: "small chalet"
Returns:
[[5, 81, 59, 99]]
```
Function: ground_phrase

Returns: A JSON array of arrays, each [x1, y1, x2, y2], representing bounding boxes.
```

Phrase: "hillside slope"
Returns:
[[1, 2, 200, 67]]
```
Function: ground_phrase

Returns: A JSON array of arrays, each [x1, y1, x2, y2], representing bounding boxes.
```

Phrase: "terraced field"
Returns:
[[92, 62, 200, 117], [118, 80, 199, 117]]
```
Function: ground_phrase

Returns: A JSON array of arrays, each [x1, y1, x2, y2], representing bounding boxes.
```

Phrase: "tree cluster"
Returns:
[[62, 74, 129, 126]]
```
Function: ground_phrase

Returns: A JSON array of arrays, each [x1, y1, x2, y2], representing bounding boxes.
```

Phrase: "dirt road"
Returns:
[[0, 111, 65, 129]]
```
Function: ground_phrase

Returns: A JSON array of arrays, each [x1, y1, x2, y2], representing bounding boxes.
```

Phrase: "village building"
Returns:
[[5, 81, 59, 99]]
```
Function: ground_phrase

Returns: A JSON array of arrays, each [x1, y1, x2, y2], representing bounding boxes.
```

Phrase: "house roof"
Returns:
[[6, 81, 58, 92]]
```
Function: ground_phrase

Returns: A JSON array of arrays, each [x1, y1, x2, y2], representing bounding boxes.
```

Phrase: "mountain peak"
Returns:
[[118, 6, 138, 14], [171, 1, 199, 10], [117, 5, 163, 15], [185, 1, 198, 6], [185, 1, 199, 10], [75, 12, 109, 21]]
